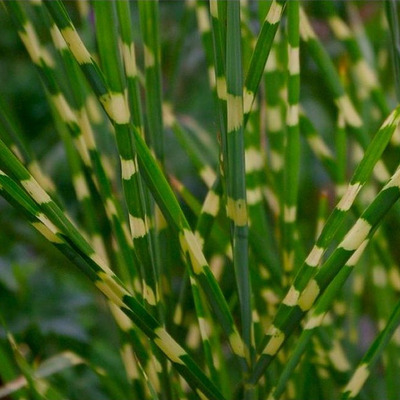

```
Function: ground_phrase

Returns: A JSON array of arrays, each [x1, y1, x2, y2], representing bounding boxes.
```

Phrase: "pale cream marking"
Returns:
[[282, 286, 300, 306], [307, 135, 334, 159], [263, 325, 285, 355], [336, 95, 362, 128], [209, 0, 218, 18], [343, 363, 369, 397], [334, 301, 346, 316], [121, 41, 137, 78], [299, 8, 316, 41], [121, 157, 138, 180], [198, 317, 211, 339], [86, 94, 103, 124], [340, 218, 371, 251], [210, 254, 224, 280], [266, 105, 283, 132], [39, 47, 55, 68], [96, 272, 129, 308], [143, 283, 157, 306], [32, 222, 62, 244], [10, 145, 23, 162], [392, 326, 400, 345], [106, 198, 117, 216], [353, 274, 364, 295], [304, 312, 325, 330], [347, 240, 369, 266], [73, 174, 90, 200], [226, 197, 248, 226], [196, 5, 211, 32], [373, 265, 387, 287], [390, 124, 400, 146], [329, 16, 351, 39], [354, 60, 377, 89], [173, 305, 182, 325], [21, 178, 51, 204], [382, 108, 400, 129], [284, 205, 297, 223], [196, 389, 209, 400], [129, 215, 148, 238], [305, 245, 324, 267], [288, 46, 300, 75], [329, 340, 350, 372], [298, 279, 320, 311], [265, 48, 278, 73], [383, 167, 400, 190], [91, 254, 114, 276], [162, 102, 175, 128], [243, 88, 254, 115], [247, 187, 262, 205], [109, 301, 133, 331], [263, 186, 280, 216], [62, 27, 92, 64], [180, 229, 207, 274], [229, 331, 245, 358], [155, 205, 168, 231], [287, 104, 299, 126], [265, 0, 283, 25], [270, 150, 283, 172], [208, 65, 216, 88], [99, 92, 130, 124], [154, 328, 186, 364], [194, 231, 204, 251], [19, 22, 41, 64], [336, 183, 362, 211], [51, 93, 77, 123], [283, 251, 294, 273], [28, 161, 56, 193], [50, 24, 67, 50], [202, 190, 220, 216], [121, 344, 139, 379], [245, 147, 264, 172], [227, 94, 243, 132], [216, 77, 227, 100], [144, 45, 155, 67], [200, 165, 217, 188], [389, 268, 400, 291], [374, 160, 390, 183]]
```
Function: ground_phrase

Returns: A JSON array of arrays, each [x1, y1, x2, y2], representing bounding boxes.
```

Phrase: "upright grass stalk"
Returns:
[[243, 0, 286, 125], [93, 0, 159, 320], [385, 0, 400, 100], [282, 0, 300, 281], [115, 0, 144, 136], [138, 0, 164, 163], [225, 0, 252, 366], [263, 30, 286, 206]]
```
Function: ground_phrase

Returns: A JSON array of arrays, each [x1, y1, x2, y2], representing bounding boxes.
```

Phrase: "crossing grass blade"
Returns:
[[249, 106, 400, 384], [341, 297, 400, 400], [0, 159, 226, 400]]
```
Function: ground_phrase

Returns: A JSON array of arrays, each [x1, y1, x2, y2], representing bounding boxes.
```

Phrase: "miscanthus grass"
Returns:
[[1, 1, 400, 399]]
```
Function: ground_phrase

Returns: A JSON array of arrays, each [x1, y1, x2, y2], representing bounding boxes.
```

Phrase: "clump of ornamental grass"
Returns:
[[0, 1, 400, 399]]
